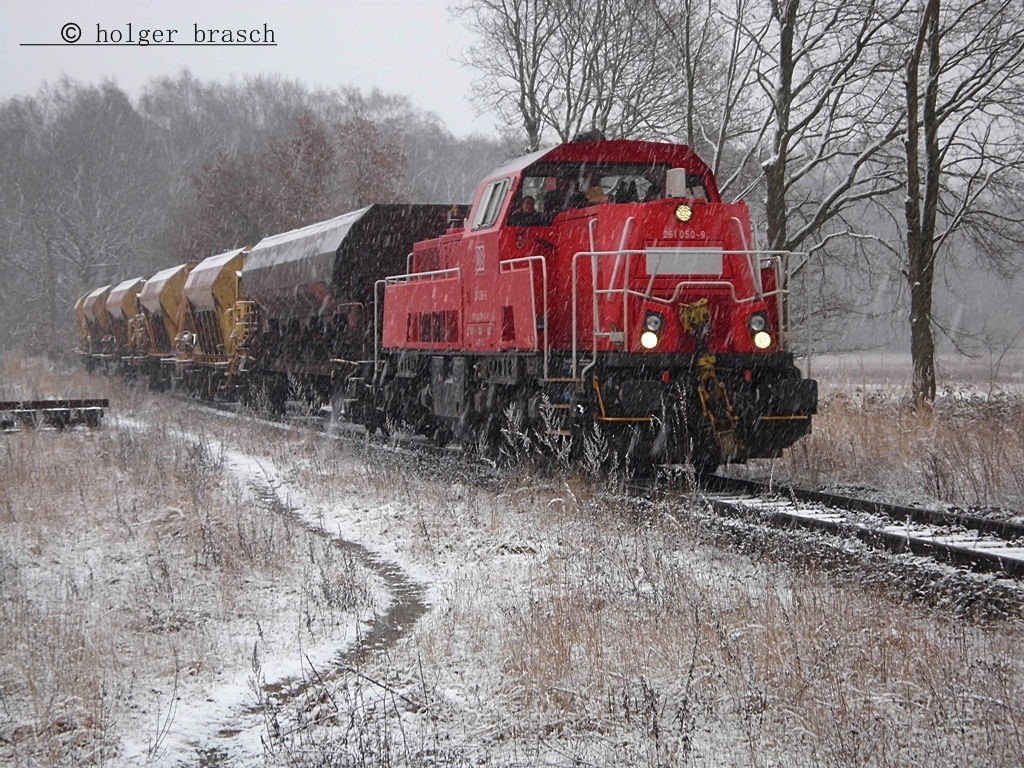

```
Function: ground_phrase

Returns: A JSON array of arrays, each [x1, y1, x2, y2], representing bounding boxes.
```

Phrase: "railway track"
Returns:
[[696, 476, 1024, 578], [183, 396, 1024, 581]]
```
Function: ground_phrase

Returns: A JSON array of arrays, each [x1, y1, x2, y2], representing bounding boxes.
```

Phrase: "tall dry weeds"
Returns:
[[755, 390, 1024, 510]]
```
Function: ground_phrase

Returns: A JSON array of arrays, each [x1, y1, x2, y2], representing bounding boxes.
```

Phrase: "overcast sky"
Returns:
[[0, 0, 498, 137]]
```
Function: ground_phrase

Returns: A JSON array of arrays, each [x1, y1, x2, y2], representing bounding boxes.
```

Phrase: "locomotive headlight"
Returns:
[[644, 312, 664, 332], [675, 204, 692, 222], [641, 311, 664, 349], [748, 312, 772, 349]]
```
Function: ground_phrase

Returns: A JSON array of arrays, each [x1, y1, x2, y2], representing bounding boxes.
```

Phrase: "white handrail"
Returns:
[[385, 267, 461, 284], [375, 267, 463, 375], [500, 255, 549, 380]]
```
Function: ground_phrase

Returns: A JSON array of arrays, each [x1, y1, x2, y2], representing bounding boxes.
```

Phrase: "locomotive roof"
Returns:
[[483, 139, 718, 191]]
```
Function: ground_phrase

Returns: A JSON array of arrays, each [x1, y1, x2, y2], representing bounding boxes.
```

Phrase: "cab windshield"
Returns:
[[505, 161, 709, 226]]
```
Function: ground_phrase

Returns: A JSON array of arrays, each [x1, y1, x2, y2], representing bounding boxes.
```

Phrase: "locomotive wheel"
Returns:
[[495, 399, 534, 465], [477, 412, 505, 460], [432, 427, 453, 447], [329, 386, 347, 426], [456, 412, 487, 456]]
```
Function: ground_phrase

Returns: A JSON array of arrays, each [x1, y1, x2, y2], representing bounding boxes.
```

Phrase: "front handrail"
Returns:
[[730, 216, 764, 296], [571, 247, 801, 380], [375, 267, 463, 374]]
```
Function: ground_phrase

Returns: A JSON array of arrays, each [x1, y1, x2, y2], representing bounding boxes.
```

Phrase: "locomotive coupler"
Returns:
[[678, 298, 741, 460]]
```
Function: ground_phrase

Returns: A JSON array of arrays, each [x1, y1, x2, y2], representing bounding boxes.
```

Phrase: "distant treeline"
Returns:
[[0, 71, 512, 353]]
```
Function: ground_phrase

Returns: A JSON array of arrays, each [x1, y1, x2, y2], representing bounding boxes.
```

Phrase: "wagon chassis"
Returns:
[[0, 398, 109, 431]]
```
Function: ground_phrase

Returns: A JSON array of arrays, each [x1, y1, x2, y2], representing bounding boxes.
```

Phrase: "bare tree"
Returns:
[[0, 80, 163, 351], [727, 0, 912, 254], [183, 114, 342, 258], [538, 0, 672, 141], [902, 0, 1024, 403], [639, 0, 768, 195], [0, 70, 513, 353], [455, 0, 560, 150], [456, 0, 725, 147]]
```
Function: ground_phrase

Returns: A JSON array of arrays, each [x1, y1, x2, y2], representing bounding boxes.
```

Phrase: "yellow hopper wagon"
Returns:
[[175, 247, 251, 398], [74, 293, 90, 359], [136, 263, 195, 388], [81, 285, 113, 369], [105, 277, 146, 367]]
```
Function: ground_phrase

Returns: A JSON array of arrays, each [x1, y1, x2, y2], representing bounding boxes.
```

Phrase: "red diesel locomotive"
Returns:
[[76, 136, 816, 476], [341, 138, 817, 474]]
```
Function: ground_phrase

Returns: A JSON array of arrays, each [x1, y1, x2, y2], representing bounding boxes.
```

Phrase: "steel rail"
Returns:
[[701, 476, 1024, 578]]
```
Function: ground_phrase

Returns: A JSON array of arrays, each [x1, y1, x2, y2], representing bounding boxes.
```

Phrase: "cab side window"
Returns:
[[471, 178, 512, 230]]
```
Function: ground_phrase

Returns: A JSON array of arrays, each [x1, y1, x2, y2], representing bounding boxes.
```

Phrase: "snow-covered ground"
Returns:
[[117, 437, 400, 766], [3, 358, 1024, 766]]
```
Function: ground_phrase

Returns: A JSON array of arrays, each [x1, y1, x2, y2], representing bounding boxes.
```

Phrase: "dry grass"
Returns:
[[496, 491, 1024, 766], [0, 355, 109, 401], [257, 450, 1024, 767], [7, 354, 1024, 767], [760, 390, 1024, 510], [0, 356, 374, 765]]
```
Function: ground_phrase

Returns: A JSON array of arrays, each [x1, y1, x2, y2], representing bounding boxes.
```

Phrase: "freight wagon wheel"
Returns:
[[294, 378, 322, 415], [205, 371, 221, 401], [266, 375, 289, 417], [329, 386, 347, 426], [244, 374, 288, 417], [362, 405, 390, 437]]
